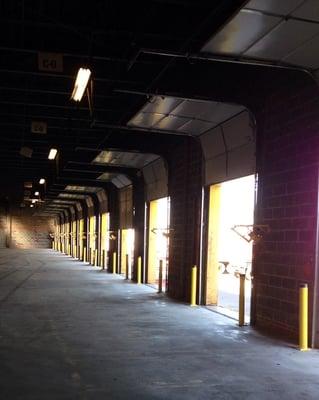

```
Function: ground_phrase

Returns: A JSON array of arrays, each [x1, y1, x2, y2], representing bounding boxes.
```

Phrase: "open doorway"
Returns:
[[206, 175, 255, 323], [88, 215, 96, 264], [120, 229, 135, 278], [147, 197, 170, 292], [100, 212, 110, 268], [71, 220, 77, 257]]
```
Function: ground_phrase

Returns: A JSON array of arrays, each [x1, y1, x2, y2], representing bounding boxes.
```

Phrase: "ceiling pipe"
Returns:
[[92, 121, 192, 137], [130, 48, 315, 80], [67, 161, 139, 175]]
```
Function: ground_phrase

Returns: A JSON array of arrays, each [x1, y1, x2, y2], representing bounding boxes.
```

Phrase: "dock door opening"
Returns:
[[147, 197, 170, 292], [88, 216, 96, 264], [100, 212, 110, 268], [120, 229, 135, 278], [206, 175, 255, 323]]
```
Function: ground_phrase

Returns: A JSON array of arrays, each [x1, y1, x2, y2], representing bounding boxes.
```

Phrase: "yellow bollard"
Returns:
[[83, 246, 87, 263], [299, 283, 308, 351], [112, 252, 117, 274], [158, 260, 163, 293], [137, 256, 142, 284], [190, 265, 197, 306], [239, 274, 245, 326], [125, 254, 129, 280]]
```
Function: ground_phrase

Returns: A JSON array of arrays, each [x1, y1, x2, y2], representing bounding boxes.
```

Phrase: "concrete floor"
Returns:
[[208, 274, 251, 323], [0, 249, 318, 400]]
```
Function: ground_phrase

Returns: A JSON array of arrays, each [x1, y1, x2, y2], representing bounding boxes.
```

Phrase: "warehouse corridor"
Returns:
[[0, 249, 318, 400]]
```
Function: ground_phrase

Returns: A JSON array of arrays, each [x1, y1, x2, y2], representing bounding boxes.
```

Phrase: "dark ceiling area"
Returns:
[[0, 0, 248, 207]]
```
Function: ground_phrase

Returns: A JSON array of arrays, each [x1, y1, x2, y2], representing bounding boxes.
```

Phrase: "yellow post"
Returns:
[[190, 265, 197, 306], [125, 254, 129, 280], [83, 246, 87, 263], [137, 256, 142, 284], [113, 252, 117, 274], [158, 260, 163, 293], [299, 283, 308, 351], [239, 274, 245, 327]]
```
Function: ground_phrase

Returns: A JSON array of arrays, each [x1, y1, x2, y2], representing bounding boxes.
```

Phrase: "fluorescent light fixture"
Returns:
[[34, 191, 39, 196], [71, 68, 91, 102], [30, 204, 34, 208], [39, 178, 45, 184], [48, 148, 58, 160]]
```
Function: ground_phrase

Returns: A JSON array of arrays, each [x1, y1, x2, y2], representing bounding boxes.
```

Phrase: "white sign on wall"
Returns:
[[31, 121, 47, 134], [38, 52, 63, 72]]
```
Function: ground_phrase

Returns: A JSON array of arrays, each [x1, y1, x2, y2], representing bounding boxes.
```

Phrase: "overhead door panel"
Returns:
[[142, 158, 168, 201], [119, 186, 133, 229], [201, 110, 256, 185]]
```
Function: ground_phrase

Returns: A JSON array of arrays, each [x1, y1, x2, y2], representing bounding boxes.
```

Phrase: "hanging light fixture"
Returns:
[[39, 178, 45, 184], [48, 148, 58, 160], [71, 68, 91, 102]]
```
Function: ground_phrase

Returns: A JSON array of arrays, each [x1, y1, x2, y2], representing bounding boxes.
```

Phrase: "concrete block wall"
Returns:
[[132, 177, 145, 282], [9, 208, 55, 249], [253, 79, 319, 338], [0, 204, 8, 248], [167, 139, 202, 300]]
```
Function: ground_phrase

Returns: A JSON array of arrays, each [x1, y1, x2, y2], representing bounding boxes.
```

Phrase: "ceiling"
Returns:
[[202, 0, 319, 70], [0, 0, 315, 216]]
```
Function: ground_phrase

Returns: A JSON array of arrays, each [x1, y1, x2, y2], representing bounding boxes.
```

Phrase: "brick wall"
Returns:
[[0, 204, 8, 248], [9, 208, 55, 249], [167, 138, 202, 300], [253, 80, 319, 338], [132, 177, 145, 281]]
